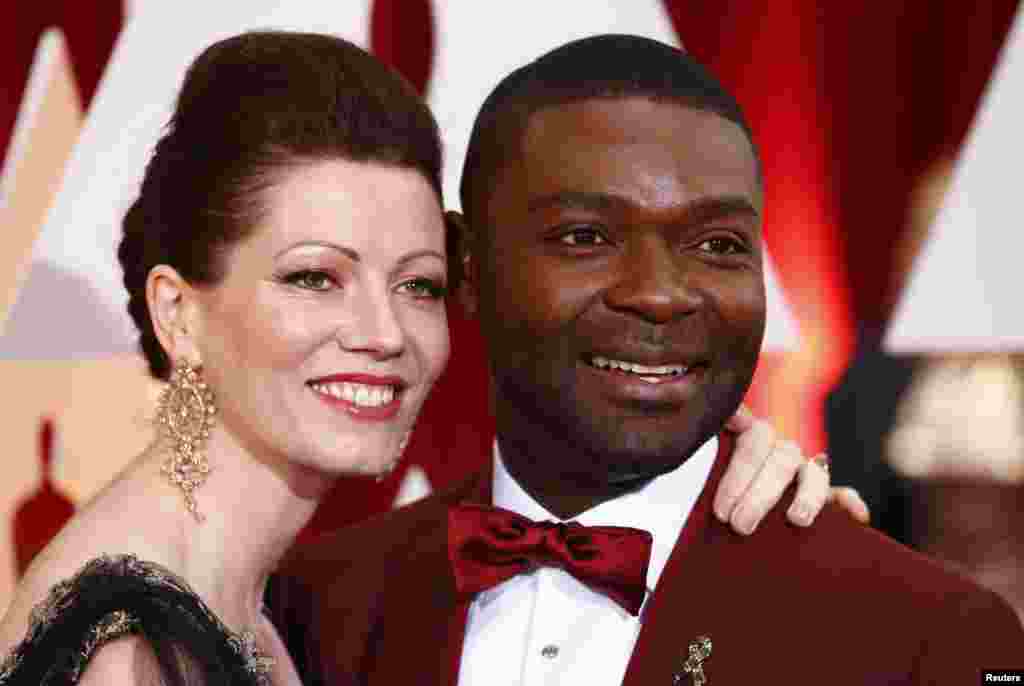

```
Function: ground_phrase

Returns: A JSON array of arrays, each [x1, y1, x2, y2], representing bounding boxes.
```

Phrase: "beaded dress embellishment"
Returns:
[[0, 554, 273, 684]]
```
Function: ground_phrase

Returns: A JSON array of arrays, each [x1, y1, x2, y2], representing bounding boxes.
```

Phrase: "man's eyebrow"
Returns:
[[527, 191, 623, 214], [526, 191, 759, 221], [684, 195, 760, 222]]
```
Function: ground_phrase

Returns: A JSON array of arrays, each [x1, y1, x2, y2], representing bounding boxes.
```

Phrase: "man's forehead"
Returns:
[[513, 97, 762, 209], [523, 96, 747, 149]]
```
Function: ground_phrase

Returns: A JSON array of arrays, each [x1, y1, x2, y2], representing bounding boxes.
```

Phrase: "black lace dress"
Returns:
[[0, 555, 274, 685]]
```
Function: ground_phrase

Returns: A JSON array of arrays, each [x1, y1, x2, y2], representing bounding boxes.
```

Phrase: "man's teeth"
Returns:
[[310, 382, 396, 407], [589, 356, 687, 376]]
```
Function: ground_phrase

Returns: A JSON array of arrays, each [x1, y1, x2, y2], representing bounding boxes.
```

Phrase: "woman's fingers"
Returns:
[[722, 403, 755, 433], [728, 439, 805, 534], [785, 453, 831, 527], [717, 407, 867, 534], [829, 486, 871, 524], [714, 413, 776, 524]]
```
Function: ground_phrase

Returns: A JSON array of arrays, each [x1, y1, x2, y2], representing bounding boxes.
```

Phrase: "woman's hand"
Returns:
[[714, 405, 870, 534]]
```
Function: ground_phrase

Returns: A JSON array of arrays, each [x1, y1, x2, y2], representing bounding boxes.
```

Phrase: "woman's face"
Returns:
[[191, 159, 449, 486]]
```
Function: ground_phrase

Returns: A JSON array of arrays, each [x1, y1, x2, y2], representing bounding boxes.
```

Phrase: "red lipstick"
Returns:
[[307, 373, 406, 421], [311, 373, 407, 387]]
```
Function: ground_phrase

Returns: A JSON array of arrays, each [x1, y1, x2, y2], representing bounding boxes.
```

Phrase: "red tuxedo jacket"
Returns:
[[270, 439, 1023, 685]]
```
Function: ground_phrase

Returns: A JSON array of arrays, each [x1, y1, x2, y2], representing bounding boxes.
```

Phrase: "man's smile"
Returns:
[[581, 350, 708, 382], [579, 353, 708, 405]]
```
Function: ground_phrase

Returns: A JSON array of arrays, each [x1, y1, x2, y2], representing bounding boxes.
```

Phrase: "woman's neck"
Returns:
[[143, 428, 329, 635]]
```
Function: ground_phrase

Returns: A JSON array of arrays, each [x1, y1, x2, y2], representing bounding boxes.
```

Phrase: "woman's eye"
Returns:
[[398, 277, 447, 300], [285, 270, 336, 291], [560, 226, 607, 247], [698, 237, 745, 256]]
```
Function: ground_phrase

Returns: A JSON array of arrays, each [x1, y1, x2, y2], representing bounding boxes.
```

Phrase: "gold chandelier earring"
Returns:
[[156, 360, 216, 521]]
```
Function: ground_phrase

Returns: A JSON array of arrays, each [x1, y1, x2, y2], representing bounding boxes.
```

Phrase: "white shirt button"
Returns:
[[541, 644, 560, 659]]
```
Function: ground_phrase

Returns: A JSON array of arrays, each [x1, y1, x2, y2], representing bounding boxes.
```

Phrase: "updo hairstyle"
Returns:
[[117, 31, 443, 379]]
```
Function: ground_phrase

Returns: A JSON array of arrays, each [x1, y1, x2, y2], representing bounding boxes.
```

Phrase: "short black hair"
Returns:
[[459, 33, 758, 226]]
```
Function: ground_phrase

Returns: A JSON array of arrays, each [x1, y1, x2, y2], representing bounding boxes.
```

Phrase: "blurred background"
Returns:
[[2, 0, 1022, 620]]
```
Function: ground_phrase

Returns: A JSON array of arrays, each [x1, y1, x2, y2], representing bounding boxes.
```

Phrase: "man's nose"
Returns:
[[602, 238, 702, 324]]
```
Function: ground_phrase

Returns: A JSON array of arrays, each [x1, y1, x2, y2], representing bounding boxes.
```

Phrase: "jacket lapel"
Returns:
[[622, 434, 734, 686]]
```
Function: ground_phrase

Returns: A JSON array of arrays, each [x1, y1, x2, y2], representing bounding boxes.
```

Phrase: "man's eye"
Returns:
[[560, 227, 607, 246], [698, 237, 745, 256], [397, 277, 447, 300], [284, 270, 336, 291]]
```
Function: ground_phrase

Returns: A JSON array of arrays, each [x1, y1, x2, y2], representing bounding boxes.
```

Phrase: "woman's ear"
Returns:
[[445, 210, 479, 318], [147, 265, 202, 366]]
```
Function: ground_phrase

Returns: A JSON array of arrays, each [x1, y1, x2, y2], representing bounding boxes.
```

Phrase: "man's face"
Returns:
[[466, 97, 765, 485]]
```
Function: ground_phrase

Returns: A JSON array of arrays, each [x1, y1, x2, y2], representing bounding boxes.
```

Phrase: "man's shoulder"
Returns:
[[747, 501, 1019, 622], [755, 503, 973, 590], [677, 501, 1024, 672], [279, 471, 483, 584]]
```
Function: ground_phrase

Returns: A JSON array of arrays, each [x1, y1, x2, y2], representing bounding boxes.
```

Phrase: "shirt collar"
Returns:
[[491, 436, 717, 592]]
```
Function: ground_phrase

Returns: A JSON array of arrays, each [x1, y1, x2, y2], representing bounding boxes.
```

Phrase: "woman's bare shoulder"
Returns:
[[77, 634, 163, 686], [0, 475, 175, 654]]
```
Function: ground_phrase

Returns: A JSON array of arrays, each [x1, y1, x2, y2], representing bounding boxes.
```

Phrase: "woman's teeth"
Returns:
[[310, 382, 396, 407]]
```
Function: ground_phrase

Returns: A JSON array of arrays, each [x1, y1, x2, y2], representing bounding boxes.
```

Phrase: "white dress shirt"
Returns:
[[456, 437, 717, 686]]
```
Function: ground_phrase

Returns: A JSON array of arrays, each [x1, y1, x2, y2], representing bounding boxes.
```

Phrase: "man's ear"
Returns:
[[446, 210, 480, 318], [147, 265, 203, 366]]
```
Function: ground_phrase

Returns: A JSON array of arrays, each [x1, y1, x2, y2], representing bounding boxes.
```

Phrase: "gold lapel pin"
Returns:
[[673, 635, 712, 686]]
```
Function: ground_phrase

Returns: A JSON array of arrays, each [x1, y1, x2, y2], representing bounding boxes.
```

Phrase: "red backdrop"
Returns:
[[2, 1, 1019, 543]]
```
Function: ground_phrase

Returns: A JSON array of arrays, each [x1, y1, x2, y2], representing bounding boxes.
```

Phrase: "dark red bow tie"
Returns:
[[448, 503, 653, 616]]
